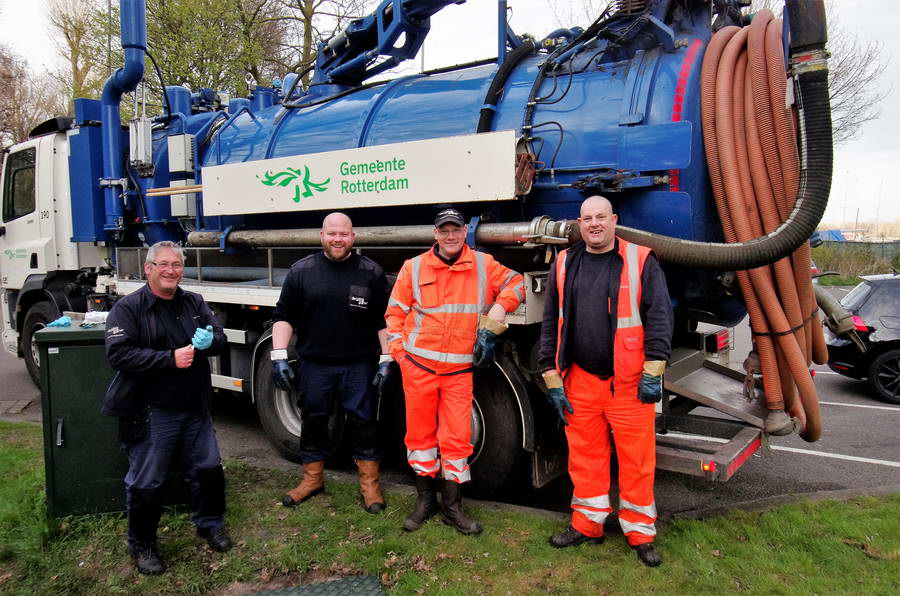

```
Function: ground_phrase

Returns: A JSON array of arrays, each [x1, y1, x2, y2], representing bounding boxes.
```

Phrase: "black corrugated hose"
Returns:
[[477, 40, 537, 133]]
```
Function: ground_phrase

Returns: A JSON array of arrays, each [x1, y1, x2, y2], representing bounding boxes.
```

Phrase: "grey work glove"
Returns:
[[372, 357, 394, 393]]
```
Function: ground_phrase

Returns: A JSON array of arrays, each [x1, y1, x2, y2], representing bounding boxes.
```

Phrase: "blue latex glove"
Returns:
[[192, 325, 214, 350], [638, 373, 663, 404], [272, 359, 295, 392], [48, 316, 72, 327], [547, 387, 573, 426], [372, 360, 394, 393], [473, 328, 499, 368]]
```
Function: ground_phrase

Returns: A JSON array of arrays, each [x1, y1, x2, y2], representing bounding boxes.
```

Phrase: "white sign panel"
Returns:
[[201, 130, 517, 216]]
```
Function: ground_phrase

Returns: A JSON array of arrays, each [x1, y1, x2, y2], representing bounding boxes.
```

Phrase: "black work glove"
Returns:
[[473, 315, 508, 368], [372, 358, 393, 393], [543, 371, 573, 425], [637, 373, 663, 404], [272, 359, 295, 392]]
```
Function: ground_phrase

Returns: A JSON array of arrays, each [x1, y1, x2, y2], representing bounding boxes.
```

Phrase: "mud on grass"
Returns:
[[2, 420, 900, 594]]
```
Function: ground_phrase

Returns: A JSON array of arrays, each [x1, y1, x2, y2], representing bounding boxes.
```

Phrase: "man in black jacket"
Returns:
[[539, 196, 673, 567], [271, 212, 391, 514], [104, 241, 231, 575]]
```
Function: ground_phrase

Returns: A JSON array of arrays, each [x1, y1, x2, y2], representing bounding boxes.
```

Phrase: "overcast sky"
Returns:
[[1, 0, 897, 224]]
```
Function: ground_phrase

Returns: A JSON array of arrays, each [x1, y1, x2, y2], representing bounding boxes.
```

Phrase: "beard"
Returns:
[[323, 243, 352, 261]]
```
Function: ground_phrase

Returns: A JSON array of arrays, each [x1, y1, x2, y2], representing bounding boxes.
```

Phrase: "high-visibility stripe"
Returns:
[[410, 256, 423, 304], [620, 499, 657, 519], [475, 251, 487, 313], [407, 344, 475, 364], [617, 242, 642, 328], [407, 448, 440, 475], [574, 507, 611, 525], [412, 303, 482, 315], [442, 456, 471, 483], [572, 494, 611, 510], [620, 519, 656, 536], [388, 297, 410, 313], [501, 270, 518, 289], [387, 332, 402, 343]]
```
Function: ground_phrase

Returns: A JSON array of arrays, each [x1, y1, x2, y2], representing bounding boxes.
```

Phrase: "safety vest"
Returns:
[[554, 238, 651, 393], [386, 244, 524, 374]]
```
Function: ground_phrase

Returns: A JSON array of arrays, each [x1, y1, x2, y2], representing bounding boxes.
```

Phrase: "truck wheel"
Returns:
[[468, 366, 525, 497], [867, 348, 900, 405], [253, 348, 345, 463], [21, 301, 58, 387]]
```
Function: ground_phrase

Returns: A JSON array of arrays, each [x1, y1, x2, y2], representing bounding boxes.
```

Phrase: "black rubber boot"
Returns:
[[403, 475, 439, 531], [549, 526, 605, 548], [440, 479, 482, 536], [197, 526, 233, 552], [634, 542, 662, 567]]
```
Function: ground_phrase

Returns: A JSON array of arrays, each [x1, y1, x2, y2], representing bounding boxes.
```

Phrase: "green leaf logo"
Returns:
[[258, 166, 330, 202]]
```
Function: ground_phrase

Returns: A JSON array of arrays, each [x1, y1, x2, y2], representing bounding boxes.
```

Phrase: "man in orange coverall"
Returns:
[[385, 208, 524, 535], [539, 195, 673, 567]]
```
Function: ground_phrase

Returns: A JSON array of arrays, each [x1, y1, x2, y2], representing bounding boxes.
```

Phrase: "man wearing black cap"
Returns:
[[385, 208, 524, 535]]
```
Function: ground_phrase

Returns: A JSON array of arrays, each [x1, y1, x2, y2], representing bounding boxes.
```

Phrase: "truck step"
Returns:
[[655, 414, 762, 482], [666, 357, 768, 429]]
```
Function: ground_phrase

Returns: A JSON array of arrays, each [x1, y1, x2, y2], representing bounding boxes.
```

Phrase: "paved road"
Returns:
[[3, 285, 898, 516]]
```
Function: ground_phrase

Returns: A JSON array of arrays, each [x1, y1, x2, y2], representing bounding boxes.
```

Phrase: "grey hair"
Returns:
[[145, 241, 186, 264]]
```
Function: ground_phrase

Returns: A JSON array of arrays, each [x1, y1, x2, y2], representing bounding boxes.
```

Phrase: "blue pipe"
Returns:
[[166, 85, 192, 118], [101, 0, 146, 235]]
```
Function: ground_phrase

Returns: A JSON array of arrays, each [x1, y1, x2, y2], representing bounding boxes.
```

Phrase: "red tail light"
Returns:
[[852, 315, 869, 332]]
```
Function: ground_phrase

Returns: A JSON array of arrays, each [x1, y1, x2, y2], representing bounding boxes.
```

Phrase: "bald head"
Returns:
[[578, 195, 618, 254], [320, 212, 355, 261]]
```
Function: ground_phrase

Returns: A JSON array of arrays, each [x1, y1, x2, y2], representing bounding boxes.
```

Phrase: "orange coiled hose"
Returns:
[[701, 10, 822, 441]]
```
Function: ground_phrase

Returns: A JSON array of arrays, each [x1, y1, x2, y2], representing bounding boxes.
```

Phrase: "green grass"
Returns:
[[2, 419, 899, 595], [816, 274, 863, 286]]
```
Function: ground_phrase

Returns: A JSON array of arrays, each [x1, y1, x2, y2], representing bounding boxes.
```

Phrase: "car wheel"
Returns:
[[866, 348, 900, 405]]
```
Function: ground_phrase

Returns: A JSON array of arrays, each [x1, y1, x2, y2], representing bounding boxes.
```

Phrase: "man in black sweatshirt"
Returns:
[[272, 212, 391, 514], [538, 196, 673, 567]]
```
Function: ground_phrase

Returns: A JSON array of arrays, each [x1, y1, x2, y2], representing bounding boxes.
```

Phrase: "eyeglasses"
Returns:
[[150, 261, 184, 271], [436, 228, 466, 237]]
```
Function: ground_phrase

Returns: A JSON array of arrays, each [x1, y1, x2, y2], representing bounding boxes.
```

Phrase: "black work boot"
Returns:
[[197, 526, 233, 552], [549, 526, 605, 548], [403, 475, 439, 531], [128, 543, 166, 576], [440, 479, 482, 536], [634, 542, 662, 567]]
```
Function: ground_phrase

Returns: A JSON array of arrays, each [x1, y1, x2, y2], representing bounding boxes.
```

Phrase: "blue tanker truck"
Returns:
[[0, 0, 848, 494]]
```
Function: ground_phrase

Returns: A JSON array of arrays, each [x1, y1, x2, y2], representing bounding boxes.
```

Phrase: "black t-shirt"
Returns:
[[272, 252, 389, 364], [570, 249, 615, 377]]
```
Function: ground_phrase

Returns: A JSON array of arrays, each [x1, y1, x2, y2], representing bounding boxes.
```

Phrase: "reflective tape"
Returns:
[[407, 448, 440, 475], [386, 332, 402, 343], [617, 242, 642, 329], [442, 467, 471, 483], [442, 458, 471, 484], [620, 498, 657, 519], [572, 494, 611, 510], [407, 344, 474, 364], [388, 297, 411, 313], [619, 519, 656, 536], [412, 303, 482, 315], [410, 256, 423, 304], [574, 506, 611, 525], [475, 252, 487, 314]]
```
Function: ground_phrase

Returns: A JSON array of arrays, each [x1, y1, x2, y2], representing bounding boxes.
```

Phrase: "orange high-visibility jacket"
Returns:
[[554, 238, 652, 395], [386, 245, 525, 374]]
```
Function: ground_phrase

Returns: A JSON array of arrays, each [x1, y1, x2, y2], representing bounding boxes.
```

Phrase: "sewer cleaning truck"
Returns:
[[0, 0, 848, 494]]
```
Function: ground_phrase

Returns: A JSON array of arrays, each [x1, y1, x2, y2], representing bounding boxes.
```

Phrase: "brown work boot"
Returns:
[[356, 459, 385, 514], [403, 475, 439, 531], [282, 461, 325, 507]]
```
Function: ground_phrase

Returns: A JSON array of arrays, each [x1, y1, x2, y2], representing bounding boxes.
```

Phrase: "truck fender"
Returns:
[[16, 273, 86, 332], [249, 326, 274, 404], [492, 351, 536, 453]]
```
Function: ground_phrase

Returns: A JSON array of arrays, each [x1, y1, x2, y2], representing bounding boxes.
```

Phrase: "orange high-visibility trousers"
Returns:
[[399, 356, 474, 483], [564, 363, 658, 546]]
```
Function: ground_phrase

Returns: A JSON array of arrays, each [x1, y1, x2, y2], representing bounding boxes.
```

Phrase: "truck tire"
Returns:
[[21, 301, 59, 387], [467, 366, 525, 497], [253, 347, 345, 463]]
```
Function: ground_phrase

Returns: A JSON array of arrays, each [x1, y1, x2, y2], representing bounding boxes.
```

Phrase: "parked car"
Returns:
[[824, 273, 900, 404]]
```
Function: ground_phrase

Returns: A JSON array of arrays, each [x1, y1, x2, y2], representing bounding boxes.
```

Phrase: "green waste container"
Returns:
[[35, 325, 187, 517]]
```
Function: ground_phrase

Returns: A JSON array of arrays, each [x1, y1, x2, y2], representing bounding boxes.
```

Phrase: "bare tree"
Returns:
[[547, 0, 888, 145], [47, 0, 108, 109], [0, 44, 66, 148]]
